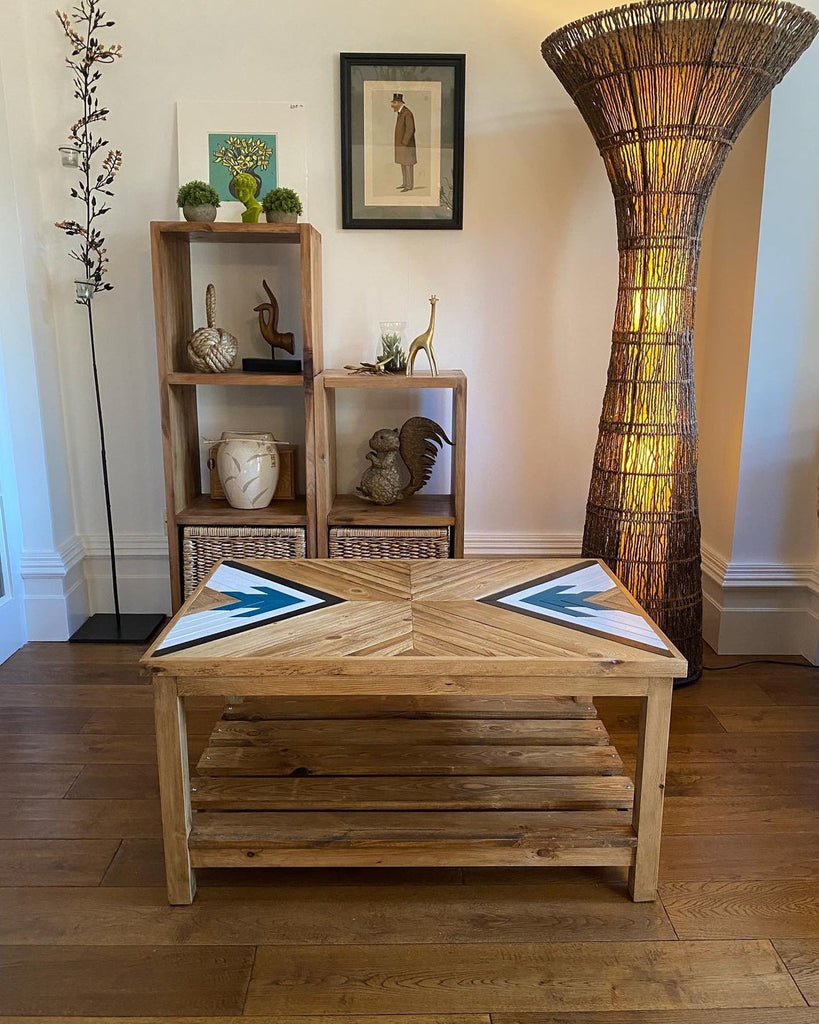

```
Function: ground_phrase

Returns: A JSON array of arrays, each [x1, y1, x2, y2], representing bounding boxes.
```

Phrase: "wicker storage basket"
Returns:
[[182, 525, 307, 597], [329, 526, 450, 560]]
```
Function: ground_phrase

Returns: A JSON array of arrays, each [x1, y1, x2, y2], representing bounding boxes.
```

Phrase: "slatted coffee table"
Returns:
[[142, 557, 685, 905]]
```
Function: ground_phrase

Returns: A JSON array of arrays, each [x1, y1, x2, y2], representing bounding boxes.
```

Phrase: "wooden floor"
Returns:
[[0, 641, 817, 1021]]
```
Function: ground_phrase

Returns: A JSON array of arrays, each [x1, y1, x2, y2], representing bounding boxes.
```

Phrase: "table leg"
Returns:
[[153, 675, 196, 904], [628, 677, 672, 902]]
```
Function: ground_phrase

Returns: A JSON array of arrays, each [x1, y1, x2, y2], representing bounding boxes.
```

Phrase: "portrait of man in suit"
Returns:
[[390, 93, 417, 192]]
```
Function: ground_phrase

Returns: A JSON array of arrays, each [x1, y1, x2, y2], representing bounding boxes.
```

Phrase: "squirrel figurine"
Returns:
[[357, 417, 453, 506]]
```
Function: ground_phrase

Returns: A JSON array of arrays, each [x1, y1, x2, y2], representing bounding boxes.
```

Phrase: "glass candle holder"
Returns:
[[59, 146, 81, 168], [377, 320, 407, 372]]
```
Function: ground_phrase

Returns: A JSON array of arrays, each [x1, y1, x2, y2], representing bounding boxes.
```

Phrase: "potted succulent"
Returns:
[[177, 180, 220, 222], [261, 186, 303, 224]]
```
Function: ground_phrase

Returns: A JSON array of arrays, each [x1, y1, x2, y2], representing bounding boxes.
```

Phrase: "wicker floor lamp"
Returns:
[[542, 0, 817, 682]]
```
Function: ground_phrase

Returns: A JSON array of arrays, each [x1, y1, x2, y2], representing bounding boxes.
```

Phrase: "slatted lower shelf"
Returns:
[[191, 695, 637, 869]]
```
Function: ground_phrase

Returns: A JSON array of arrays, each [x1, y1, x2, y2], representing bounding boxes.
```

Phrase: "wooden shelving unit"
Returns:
[[150, 221, 323, 611], [315, 369, 467, 558]]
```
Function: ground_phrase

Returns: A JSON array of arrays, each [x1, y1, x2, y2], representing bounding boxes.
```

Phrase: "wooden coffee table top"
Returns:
[[142, 558, 686, 682]]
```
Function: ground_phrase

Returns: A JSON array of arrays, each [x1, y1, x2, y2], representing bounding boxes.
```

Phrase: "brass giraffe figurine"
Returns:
[[408, 295, 438, 376]]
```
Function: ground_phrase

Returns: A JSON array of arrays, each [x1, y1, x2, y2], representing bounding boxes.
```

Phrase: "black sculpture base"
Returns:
[[242, 358, 302, 374], [70, 613, 166, 644], [673, 668, 703, 689]]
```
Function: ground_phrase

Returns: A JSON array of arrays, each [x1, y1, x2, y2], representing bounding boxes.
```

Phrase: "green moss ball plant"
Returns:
[[261, 187, 303, 223], [177, 181, 221, 222]]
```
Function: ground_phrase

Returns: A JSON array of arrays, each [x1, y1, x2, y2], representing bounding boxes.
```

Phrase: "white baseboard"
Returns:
[[20, 536, 87, 640], [464, 533, 583, 557], [702, 545, 819, 664], [20, 530, 819, 666], [83, 532, 171, 616]]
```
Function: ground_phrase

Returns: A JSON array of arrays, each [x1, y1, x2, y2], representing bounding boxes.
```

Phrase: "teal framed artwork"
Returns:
[[207, 133, 278, 203], [176, 102, 308, 222]]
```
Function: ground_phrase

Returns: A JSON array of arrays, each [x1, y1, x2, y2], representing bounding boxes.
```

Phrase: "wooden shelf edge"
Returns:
[[328, 493, 456, 526], [166, 372, 304, 387], [173, 495, 309, 527], [319, 369, 465, 389]]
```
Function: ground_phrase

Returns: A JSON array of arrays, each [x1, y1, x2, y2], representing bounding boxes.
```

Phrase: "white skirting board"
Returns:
[[18, 531, 819, 663], [702, 545, 819, 665]]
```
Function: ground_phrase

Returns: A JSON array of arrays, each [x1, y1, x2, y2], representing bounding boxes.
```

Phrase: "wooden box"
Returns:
[[208, 442, 296, 502]]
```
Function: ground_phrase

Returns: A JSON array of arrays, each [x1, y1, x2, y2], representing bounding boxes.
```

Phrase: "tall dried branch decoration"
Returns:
[[55, 1, 123, 302]]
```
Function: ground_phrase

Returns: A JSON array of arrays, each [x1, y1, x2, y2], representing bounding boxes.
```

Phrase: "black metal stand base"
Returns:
[[70, 613, 166, 644]]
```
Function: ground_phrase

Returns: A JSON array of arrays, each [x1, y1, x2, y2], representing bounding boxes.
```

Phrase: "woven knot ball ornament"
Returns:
[[187, 283, 238, 373]]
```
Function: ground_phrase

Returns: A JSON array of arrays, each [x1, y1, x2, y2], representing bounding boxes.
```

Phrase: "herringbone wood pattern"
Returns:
[[0, 641, 816, 1019]]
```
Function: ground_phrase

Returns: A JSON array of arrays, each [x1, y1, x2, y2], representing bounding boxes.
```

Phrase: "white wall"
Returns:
[[696, 3, 819, 660], [3, 0, 817, 654]]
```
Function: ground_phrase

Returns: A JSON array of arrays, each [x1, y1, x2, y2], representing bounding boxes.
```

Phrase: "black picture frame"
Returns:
[[340, 53, 465, 229]]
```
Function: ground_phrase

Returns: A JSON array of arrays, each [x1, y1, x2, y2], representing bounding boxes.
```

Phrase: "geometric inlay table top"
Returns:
[[144, 559, 685, 679]]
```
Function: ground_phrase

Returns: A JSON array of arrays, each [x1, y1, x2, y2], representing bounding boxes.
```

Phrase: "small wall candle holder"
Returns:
[[58, 145, 81, 168]]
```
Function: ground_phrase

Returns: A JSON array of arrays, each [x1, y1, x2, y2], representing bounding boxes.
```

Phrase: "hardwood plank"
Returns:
[[0, 734, 200, 764], [0, 684, 152, 708], [100, 838, 464, 888], [0, 1018, 489, 1024], [661, 795, 819, 834], [66, 764, 160, 800], [595, 700, 726, 734], [660, 833, 819, 881], [0, 839, 120, 886], [0, 707, 93, 733], [713, 706, 819, 733], [662, 880, 819, 938], [0, 764, 82, 798], [0, 945, 254, 1014], [0, 883, 676, 945], [244, 940, 802, 1013], [669, 678, 774, 706], [492, 1010, 819, 1023], [195, 743, 625, 777], [209, 718, 611, 747], [665, 761, 819, 798], [190, 775, 635, 811], [82, 707, 223, 735], [759, 676, 819, 706], [221, 695, 599, 720], [611, 732, 819, 764], [0, 799, 161, 838], [775, 940, 819, 1005]]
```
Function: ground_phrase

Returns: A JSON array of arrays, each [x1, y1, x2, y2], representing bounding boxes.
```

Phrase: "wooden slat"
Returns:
[[190, 810, 636, 868], [0, 882, 674, 944], [493, 1012, 819, 1024], [0, 765, 83, 798], [222, 695, 599, 720], [190, 775, 635, 811], [195, 742, 625, 777], [661, 879, 819, 939], [0, 799, 161, 839], [660, 833, 819, 881], [243, 940, 803, 1014], [774, 940, 819, 1006], [0, 944, 255, 1015], [0, 684, 153, 708], [208, 718, 611, 747], [0, 839, 120, 886]]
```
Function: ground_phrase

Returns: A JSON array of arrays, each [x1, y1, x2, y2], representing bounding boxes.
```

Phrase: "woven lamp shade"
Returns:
[[542, 0, 817, 681]]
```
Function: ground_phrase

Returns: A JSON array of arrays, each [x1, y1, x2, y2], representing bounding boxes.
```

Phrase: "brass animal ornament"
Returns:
[[408, 295, 438, 376], [357, 416, 453, 505], [255, 279, 295, 356]]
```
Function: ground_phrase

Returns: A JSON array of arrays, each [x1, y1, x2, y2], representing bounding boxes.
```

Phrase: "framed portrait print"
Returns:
[[340, 53, 465, 229]]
